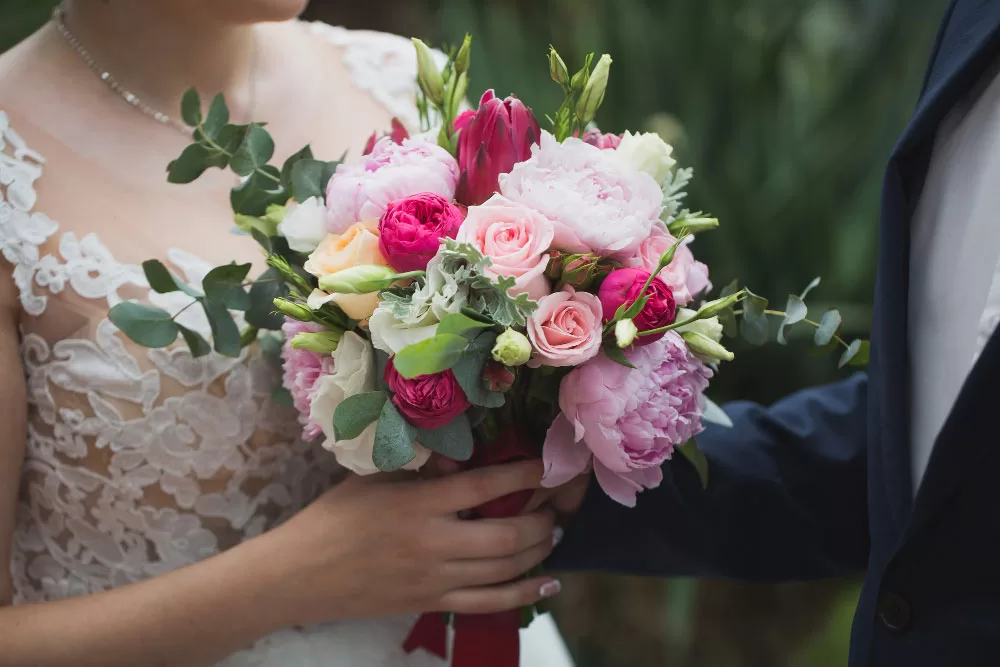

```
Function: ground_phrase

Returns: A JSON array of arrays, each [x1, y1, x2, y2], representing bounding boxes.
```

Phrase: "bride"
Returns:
[[0, 1, 576, 665]]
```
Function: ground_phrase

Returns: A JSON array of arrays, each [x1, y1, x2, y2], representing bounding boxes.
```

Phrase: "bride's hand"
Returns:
[[257, 461, 561, 627]]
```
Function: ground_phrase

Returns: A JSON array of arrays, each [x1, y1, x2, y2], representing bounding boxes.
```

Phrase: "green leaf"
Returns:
[[839, 339, 870, 368], [603, 342, 637, 369], [334, 391, 388, 441], [202, 94, 230, 140], [280, 145, 314, 190], [180, 89, 201, 127], [373, 401, 418, 472], [437, 312, 494, 338], [216, 123, 248, 154], [177, 324, 212, 358], [259, 332, 283, 360], [230, 124, 275, 177], [701, 397, 733, 428], [109, 302, 179, 348], [815, 309, 843, 346], [414, 412, 475, 461], [677, 440, 709, 489], [392, 334, 470, 379], [451, 332, 505, 408], [142, 259, 202, 297], [740, 289, 769, 346], [203, 263, 252, 311], [230, 165, 290, 217], [246, 268, 287, 330], [167, 143, 226, 184], [718, 279, 740, 338], [291, 159, 339, 203], [800, 277, 821, 301], [202, 299, 242, 357], [777, 294, 807, 345]]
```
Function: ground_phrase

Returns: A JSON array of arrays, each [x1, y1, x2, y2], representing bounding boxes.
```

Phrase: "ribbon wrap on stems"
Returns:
[[403, 427, 539, 667]]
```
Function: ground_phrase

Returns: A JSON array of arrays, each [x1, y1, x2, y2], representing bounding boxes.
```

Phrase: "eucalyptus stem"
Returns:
[[170, 299, 199, 322], [198, 125, 281, 185], [727, 308, 851, 349]]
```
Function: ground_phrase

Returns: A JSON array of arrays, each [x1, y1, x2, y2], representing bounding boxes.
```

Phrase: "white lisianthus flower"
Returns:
[[615, 131, 677, 187], [311, 331, 430, 474], [675, 308, 724, 343], [277, 196, 327, 253]]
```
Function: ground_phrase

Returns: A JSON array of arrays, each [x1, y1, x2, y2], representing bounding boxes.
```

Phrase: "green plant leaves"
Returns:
[[142, 260, 201, 297], [202, 298, 241, 357], [280, 145, 314, 190], [109, 302, 179, 348], [334, 391, 388, 441], [414, 412, 475, 461], [167, 143, 227, 184], [202, 93, 230, 140], [436, 312, 495, 338], [839, 339, 870, 368], [677, 439, 709, 489], [202, 263, 252, 311], [602, 341, 637, 368], [777, 295, 807, 345], [231, 165, 290, 216], [246, 268, 287, 330], [815, 309, 842, 346], [451, 332, 505, 408], [290, 159, 339, 203], [739, 288, 769, 346], [718, 280, 740, 338], [230, 124, 275, 177], [393, 333, 470, 379], [373, 401, 418, 471], [180, 89, 202, 127], [177, 324, 212, 358]]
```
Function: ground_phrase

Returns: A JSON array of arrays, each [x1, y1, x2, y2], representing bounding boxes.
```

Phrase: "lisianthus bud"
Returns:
[[682, 330, 734, 363], [274, 298, 313, 322], [264, 204, 287, 226], [549, 47, 570, 86], [454, 34, 472, 75], [615, 318, 639, 349], [291, 331, 343, 355], [694, 292, 742, 320], [576, 54, 612, 125], [675, 308, 724, 343], [412, 38, 445, 105], [318, 265, 398, 295], [492, 328, 533, 367]]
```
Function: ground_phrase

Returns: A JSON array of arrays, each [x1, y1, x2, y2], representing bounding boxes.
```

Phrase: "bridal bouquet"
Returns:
[[110, 35, 867, 667]]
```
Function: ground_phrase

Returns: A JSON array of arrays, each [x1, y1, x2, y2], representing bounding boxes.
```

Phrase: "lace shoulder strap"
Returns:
[[0, 111, 59, 316], [306, 23, 447, 130]]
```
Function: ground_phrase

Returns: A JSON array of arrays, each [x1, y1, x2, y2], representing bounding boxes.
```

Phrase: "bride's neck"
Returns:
[[58, 1, 259, 121]]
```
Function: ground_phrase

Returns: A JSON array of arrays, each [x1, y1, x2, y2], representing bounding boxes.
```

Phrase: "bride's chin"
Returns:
[[171, 0, 312, 25]]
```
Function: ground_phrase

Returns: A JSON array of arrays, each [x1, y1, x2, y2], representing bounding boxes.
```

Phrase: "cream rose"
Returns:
[[615, 131, 677, 186], [304, 222, 390, 320]]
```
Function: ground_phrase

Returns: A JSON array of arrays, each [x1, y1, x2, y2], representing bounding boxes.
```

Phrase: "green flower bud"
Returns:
[[318, 265, 398, 295], [576, 54, 612, 125], [675, 309, 724, 343], [491, 328, 532, 367], [549, 47, 570, 86], [695, 292, 742, 320], [454, 34, 472, 75], [264, 204, 287, 226], [682, 330, 734, 364], [290, 331, 343, 355], [449, 72, 470, 120], [273, 298, 313, 322], [615, 318, 639, 349], [412, 38, 445, 105]]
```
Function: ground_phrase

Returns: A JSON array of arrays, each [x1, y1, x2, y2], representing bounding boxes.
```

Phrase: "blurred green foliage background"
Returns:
[[3, 0, 949, 664]]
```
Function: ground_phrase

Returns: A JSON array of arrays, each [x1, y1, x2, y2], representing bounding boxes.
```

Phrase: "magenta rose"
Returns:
[[627, 226, 710, 306], [541, 332, 712, 507], [598, 268, 677, 345], [526, 286, 603, 367], [384, 359, 471, 429], [378, 193, 464, 272]]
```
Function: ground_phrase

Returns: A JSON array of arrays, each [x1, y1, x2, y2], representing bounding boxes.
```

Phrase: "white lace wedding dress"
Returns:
[[0, 22, 574, 667]]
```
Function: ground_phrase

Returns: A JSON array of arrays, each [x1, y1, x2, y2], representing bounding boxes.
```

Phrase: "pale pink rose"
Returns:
[[325, 137, 460, 234], [456, 194, 555, 302], [627, 225, 711, 306], [499, 132, 663, 260], [542, 332, 712, 507], [526, 286, 603, 367]]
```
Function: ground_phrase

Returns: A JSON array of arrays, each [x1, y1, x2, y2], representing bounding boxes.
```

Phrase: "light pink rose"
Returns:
[[526, 286, 603, 367], [456, 194, 555, 302], [627, 225, 711, 306], [542, 332, 712, 507], [499, 132, 663, 260], [325, 136, 460, 234]]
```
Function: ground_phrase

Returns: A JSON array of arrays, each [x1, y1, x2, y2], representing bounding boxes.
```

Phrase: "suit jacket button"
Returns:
[[878, 592, 912, 633]]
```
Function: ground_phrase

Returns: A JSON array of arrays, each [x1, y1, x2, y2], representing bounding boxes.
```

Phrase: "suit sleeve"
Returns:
[[548, 373, 870, 581]]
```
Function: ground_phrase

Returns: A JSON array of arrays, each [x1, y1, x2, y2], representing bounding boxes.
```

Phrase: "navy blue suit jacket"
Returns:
[[551, 1, 1000, 665]]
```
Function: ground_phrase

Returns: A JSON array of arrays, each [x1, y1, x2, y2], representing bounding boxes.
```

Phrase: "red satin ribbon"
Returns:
[[403, 428, 539, 667]]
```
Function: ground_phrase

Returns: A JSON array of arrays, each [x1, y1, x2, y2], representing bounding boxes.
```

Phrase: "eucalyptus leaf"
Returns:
[[217, 123, 248, 155], [203, 263, 252, 311], [177, 324, 212, 358], [392, 334, 470, 379], [701, 397, 733, 428], [334, 391, 388, 441], [718, 279, 740, 337], [815, 309, 843, 346], [777, 294, 807, 345], [109, 302, 179, 348], [202, 94, 230, 140], [230, 124, 275, 177], [230, 165, 290, 217], [840, 339, 870, 368], [291, 159, 339, 203], [373, 401, 418, 472], [677, 440, 709, 489], [259, 332, 284, 361], [414, 412, 475, 461], [603, 342, 637, 369], [374, 348, 391, 391], [800, 277, 821, 301], [280, 145, 314, 190], [740, 289, 769, 346], [142, 260, 202, 297], [451, 332, 505, 408], [202, 299, 242, 357], [246, 268, 287, 330], [180, 89, 201, 127], [167, 144, 226, 184]]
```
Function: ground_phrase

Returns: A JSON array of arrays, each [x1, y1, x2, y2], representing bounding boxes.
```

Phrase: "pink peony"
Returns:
[[581, 129, 622, 150], [627, 225, 711, 306], [325, 137, 460, 234], [280, 318, 335, 441], [526, 286, 603, 367], [542, 332, 712, 507], [598, 267, 677, 344], [379, 193, 464, 272], [499, 132, 663, 260], [456, 194, 555, 302], [384, 360, 472, 430]]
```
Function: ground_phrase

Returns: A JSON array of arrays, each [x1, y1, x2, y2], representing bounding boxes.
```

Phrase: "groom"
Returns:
[[549, 0, 1000, 664]]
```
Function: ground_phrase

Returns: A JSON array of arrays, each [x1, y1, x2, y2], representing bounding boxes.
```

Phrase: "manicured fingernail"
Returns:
[[552, 526, 564, 547], [539, 580, 562, 598]]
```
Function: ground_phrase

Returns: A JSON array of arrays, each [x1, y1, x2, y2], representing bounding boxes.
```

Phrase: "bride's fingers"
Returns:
[[442, 509, 555, 559], [443, 538, 554, 588], [438, 576, 563, 615]]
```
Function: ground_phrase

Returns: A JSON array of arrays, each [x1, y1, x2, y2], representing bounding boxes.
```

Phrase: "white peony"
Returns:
[[311, 331, 430, 474], [277, 196, 327, 253], [615, 131, 677, 187]]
